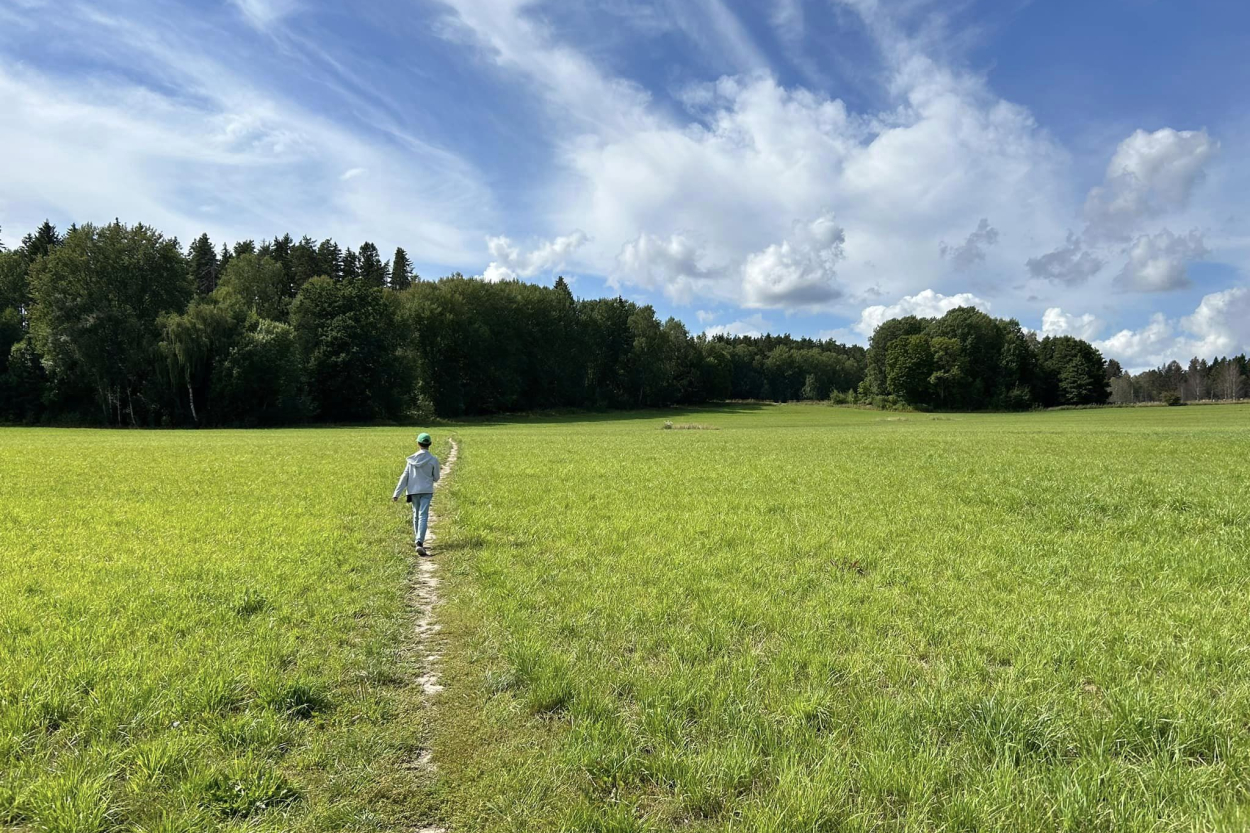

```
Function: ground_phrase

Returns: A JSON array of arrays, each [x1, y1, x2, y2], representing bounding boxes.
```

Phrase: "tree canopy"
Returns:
[[1, 217, 1231, 427]]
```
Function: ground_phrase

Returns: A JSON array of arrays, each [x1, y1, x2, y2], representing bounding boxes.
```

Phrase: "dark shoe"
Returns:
[[417, 544, 430, 557]]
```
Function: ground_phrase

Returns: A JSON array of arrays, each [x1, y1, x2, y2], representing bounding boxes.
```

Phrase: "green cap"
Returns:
[[417, 432, 432, 446]]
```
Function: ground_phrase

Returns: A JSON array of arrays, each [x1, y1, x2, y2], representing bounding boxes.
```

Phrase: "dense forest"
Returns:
[[0, 219, 1241, 425]]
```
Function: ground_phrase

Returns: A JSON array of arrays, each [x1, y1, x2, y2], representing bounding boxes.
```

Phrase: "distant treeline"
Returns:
[[0, 220, 864, 424], [1106, 357, 1248, 404], [3, 219, 1238, 425]]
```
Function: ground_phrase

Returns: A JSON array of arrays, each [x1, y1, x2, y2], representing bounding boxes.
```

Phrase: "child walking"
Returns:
[[393, 432, 441, 556]]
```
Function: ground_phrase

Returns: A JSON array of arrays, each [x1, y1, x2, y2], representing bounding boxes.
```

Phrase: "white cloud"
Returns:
[[1095, 287, 1250, 369], [741, 213, 845, 308], [1026, 233, 1104, 286], [482, 230, 588, 281], [1179, 286, 1250, 358], [230, 0, 300, 29], [1084, 128, 1219, 241], [1114, 228, 1207, 292], [939, 218, 998, 270], [1041, 307, 1102, 341], [704, 313, 772, 338], [853, 289, 990, 338], [614, 232, 717, 304], [0, 8, 492, 265], [339, 167, 367, 181]]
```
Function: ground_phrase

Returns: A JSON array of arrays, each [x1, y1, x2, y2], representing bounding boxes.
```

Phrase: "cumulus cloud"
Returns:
[[482, 230, 588, 282], [704, 313, 772, 337], [852, 289, 990, 338], [741, 213, 845, 308], [1095, 287, 1250, 369], [940, 218, 999, 270], [1113, 228, 1207, 292], [1025, 233, 1105, 286], [1084, 128, 1218, 241], [614, 232, 716, 303], [1040, 307, 1102, 341]]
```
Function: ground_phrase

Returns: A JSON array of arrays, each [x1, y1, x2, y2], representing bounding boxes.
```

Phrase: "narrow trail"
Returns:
[[411, 439, 458, 833]]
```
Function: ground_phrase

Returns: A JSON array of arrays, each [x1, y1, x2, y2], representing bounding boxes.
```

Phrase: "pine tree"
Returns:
[[219, 242, 233, 277], [271, 233, 293, 277], [187, 234, 220, 295], [554, 275, 574, 302], [316, 239, 342, 281], [289, 236, 321, 294], [233, 240, 257, 257], [358, 242, 386, 287], [341, 247, 360, 281], [20, 220, 61, 260], [389, 247, 414, 290]]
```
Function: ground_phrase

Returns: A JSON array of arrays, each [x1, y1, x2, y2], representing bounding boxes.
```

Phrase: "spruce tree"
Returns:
[[341, 247, 360, 281], [187, 233, 219, 294], [358, 242, 386, 287], [316, 239, 342, 281], [219, 242, 233, 277], [20, 220, 61, 260], [389, 247, 414, 290]]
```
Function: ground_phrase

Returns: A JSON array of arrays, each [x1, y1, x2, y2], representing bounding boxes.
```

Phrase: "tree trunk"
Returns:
[[187, 380, 199, 424]]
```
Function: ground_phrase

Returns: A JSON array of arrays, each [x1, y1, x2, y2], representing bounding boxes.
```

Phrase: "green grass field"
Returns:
[[3, 405, 1249, 831]]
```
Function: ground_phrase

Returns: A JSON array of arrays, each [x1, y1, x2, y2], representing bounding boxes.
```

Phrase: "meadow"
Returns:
[[2, 405, 1249, 831]]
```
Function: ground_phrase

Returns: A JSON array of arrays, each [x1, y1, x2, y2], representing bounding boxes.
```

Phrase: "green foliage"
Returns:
[[290, 277, 404, 421], [885, 333, 934, 402], [867, 307, 1109, 410], [212, 318, 306, 424], [358, 241, 387, 288], [389, 247, 414, 290], [187, 233, 219, 295], [216, 253, 289, 322], [28, 221, 192, 424]]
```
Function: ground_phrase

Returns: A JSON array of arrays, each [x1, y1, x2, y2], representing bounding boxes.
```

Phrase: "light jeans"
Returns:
[[410, 493, 433, 545]]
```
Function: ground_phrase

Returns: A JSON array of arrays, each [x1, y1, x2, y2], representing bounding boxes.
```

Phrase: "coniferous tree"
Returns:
[[20, 220, 61, 260], [289, 236, 321, 295], [187, 233, 220, 295], [219, 242, 233, 276], [358, 242, 387, 287], [389, 247, 414, 290], [233, 240, 257, 258], [316, 239, 342, 281], [341, 247, 360, 281]]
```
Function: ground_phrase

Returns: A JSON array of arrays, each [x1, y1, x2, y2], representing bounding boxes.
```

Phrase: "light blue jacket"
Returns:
[[393, 450, 441, 497]]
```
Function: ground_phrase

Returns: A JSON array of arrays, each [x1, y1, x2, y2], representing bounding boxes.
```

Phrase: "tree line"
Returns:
[[3, 218, 1235, 425], [0, 220, 866, 425], [859, 307, 1114, 409], [1107, 356, 1248, 405]]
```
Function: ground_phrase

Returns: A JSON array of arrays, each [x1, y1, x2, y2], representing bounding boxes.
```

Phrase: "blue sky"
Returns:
[[1, 0, 1247, 369]]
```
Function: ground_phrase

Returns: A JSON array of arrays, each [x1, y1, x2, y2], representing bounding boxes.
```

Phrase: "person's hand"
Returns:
[[392, 496, 399, 503]]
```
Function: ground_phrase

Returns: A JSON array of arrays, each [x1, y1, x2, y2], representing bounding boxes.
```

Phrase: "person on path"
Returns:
[[393, 432, 440, 556]]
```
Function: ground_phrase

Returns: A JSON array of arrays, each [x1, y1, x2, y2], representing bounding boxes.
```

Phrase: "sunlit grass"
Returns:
[[0, 429, 453, 831], [432, 404, 1250, 831], [3, 405, 1248, 831]]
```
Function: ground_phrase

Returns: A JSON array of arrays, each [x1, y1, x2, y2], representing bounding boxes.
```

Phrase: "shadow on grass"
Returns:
[[431, 402, 777, 429]]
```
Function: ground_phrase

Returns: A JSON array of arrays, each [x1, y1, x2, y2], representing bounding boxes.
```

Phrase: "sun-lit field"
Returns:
[[432, 405, 1250, 832], [3, 405, 1249, 832], [0, 429, 453, 832]]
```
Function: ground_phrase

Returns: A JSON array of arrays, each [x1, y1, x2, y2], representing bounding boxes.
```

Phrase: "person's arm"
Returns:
[[432, 457, 441, 484], [392, 464, 409, 501]]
